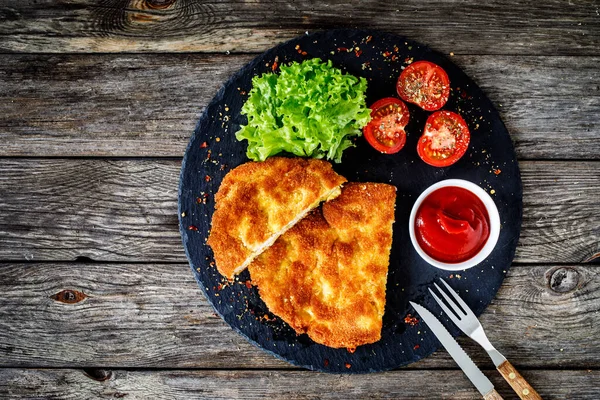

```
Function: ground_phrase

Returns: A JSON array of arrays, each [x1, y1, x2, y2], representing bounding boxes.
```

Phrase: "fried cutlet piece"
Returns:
[[248, 182, 397, 349], [207, 157, 347, 280]]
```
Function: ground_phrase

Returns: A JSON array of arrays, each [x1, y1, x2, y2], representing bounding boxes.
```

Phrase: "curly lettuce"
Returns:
[[235, 58, 371, 163]]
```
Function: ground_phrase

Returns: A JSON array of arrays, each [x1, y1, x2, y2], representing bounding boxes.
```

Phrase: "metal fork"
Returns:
[[430, 278, 542, 400]]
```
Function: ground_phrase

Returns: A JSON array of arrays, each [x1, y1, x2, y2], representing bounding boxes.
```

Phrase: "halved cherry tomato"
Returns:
[[417, 111, 470, 167], [396, 61, 450, 111], [363, 97, 409, 154]]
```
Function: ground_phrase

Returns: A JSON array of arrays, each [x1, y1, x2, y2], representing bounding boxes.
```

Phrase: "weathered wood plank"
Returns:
[[0, 368, 598, 400], [0, 263, 597, 369], [0, 160, 597, 263], [0, 54, 598, 159], [0, 0, 598, 56]]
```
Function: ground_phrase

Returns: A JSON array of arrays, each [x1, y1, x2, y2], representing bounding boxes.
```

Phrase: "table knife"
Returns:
[[410, 301, 503, 400]]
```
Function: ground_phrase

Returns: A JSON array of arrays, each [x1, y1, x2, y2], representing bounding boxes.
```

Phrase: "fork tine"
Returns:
[[428, 287, 462, 325], [433, 282, 466, 318], [439, 278, 474, 317]]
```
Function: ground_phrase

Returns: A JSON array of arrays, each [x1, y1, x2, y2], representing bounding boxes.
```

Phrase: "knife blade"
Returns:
[[410, 301, 502, 399]]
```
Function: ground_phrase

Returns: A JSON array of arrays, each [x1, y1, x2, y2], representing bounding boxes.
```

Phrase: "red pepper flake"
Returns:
[[205, 175, 211, 182], [365, 35, 372, 43], [404, 314, 419, 326], [383, 51, 392, 57], [324, 359, 330, 367], [345, 363, 352, 369], [244, 280, 253, 289], [413, 344, 420, 350], [493, 169, 502, 175], [391, 54, 398, 61], [216, 283, 224, 291], [272, 56, 279, 71], [200, 141, 208, 148], [347, 347, 356, 354], [337, 47, 349, 52], [393, 45, 399, 53], [295, 45, 307, 56], [188, 225, 198, 231], [449, 274, 454, 279], [354, 49, 362, 57]]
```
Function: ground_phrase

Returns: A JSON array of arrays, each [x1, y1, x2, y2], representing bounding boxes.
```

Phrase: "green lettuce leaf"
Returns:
[[235, 58, 371, 163]]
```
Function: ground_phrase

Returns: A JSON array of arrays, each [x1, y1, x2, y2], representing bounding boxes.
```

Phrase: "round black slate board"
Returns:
[[178, 29, 522, 373]]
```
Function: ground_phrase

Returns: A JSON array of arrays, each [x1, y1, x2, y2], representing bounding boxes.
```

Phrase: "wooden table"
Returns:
[[0, 1, 598, 398]]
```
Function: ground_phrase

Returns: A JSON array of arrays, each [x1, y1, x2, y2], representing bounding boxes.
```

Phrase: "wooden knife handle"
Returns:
[[483, 389, 504, 400], [497, 360, 542, 399]]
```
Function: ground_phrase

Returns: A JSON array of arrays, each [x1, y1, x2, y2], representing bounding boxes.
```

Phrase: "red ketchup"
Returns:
[[415, 186, 490, 263]]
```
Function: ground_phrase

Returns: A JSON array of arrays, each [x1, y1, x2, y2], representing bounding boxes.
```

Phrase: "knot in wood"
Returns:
[[145, 0, 176, 9], [50, 289, 87, 304], [83, 368, 112, 381], [548, 267, 579, 293]]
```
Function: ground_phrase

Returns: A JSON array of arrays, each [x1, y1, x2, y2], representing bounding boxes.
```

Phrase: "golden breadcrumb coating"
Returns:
[[249, 182, 397, 349], [207, 157, 347, 279]]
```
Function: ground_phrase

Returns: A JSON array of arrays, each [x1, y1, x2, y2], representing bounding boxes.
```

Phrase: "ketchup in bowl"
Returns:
[[414, 186, 490, 263]]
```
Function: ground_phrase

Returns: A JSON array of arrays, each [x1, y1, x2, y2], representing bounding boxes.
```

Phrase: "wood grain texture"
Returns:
[[0, 368, 598, 400], [0, 159, 182, 262], [483, 389, 505, 400], [0, 0, 598, 55], [0, 159, 598, 263], [0, 262, 597, 369], [497, 360, 542, 400], [0, 54, 598, 159]]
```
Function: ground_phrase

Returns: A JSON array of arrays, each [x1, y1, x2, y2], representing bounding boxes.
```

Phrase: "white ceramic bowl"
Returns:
[[408, 179, 500, 271]]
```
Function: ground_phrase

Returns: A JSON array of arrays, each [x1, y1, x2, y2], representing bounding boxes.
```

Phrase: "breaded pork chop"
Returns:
[[207, 157, 347, 279], [248, 182, 397, 349]]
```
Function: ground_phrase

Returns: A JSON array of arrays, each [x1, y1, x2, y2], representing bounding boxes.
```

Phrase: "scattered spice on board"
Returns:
[[347, 347, 356, 354], [295, 44, 307, 56], [205, 175, 211, 182], [324, 359, 330, 367], [404, 314, 419, 326], [345, 363, 352, 369], [244, 280, 253, 289], [188, 225, 198, 231], [413, 344, 420, 350], [200, 141, 208, 148], [493, 169, 502, 175]]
